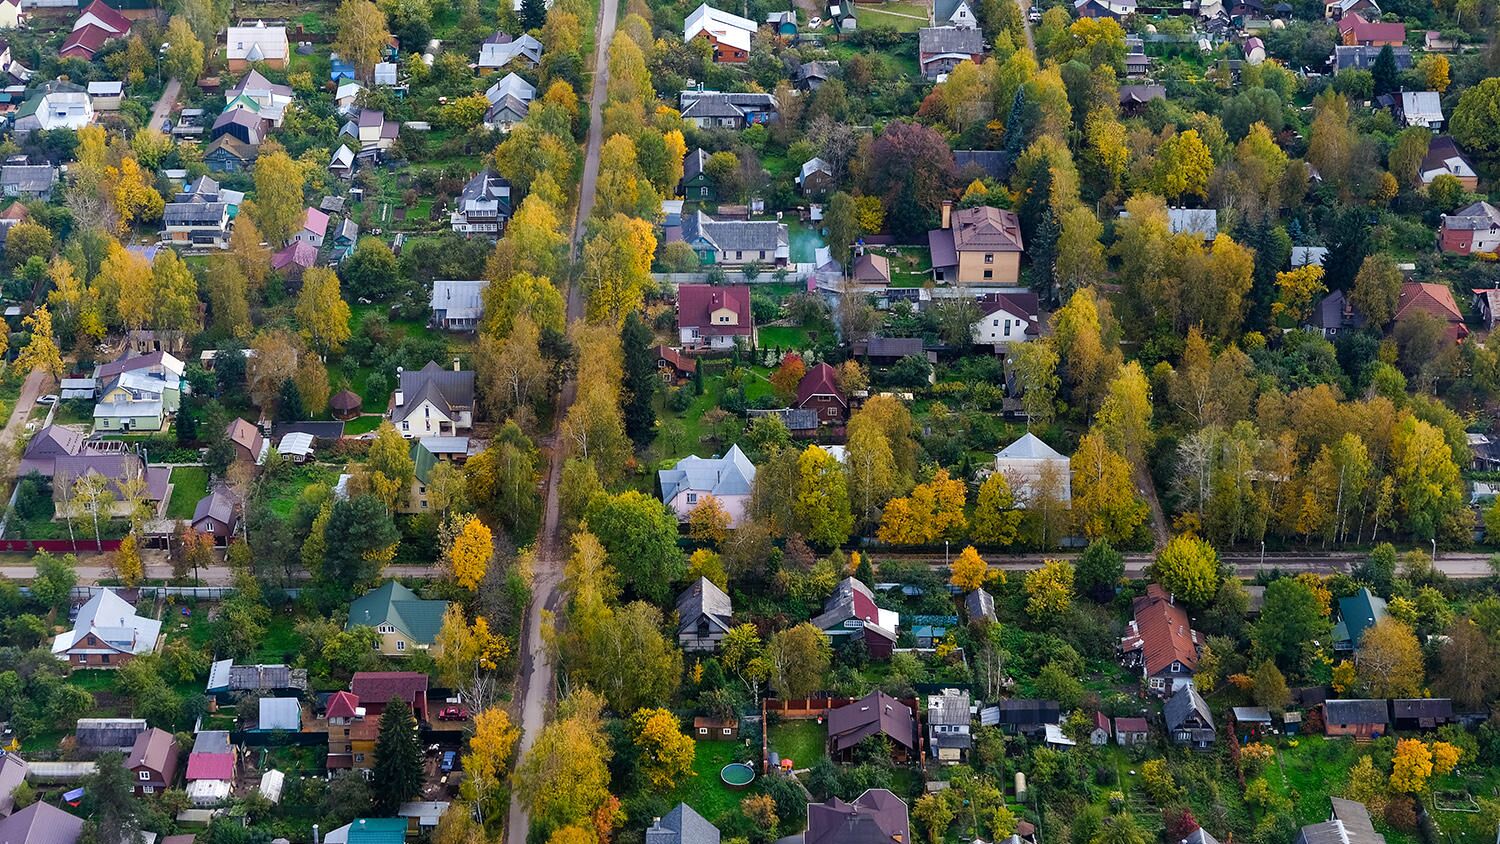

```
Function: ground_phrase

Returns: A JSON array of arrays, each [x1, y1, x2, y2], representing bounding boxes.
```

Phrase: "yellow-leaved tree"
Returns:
[[875, 469, 967, 546], [1431, 740, 1461, 777], [687, 495, 731, 546], [462, 707, 519, 823], [296, 267, 353, 355], [1024, 560, 1075, 621], [1390, 738, 1433, 794], [629, 707, 696, 790], [114, 533, 143, 586], [445, 514, 494, 590], [13, 306, 63, 380], [948, 546, 988, 592]]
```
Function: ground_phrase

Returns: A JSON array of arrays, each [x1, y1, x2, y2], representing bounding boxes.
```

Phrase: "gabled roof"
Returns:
[[681, 211, 787, 254], [0, 801, 84, 844], [326, 690, 362, 720], [646, 803, 721, 844], [303, 207, 331, 235], [347, 580, 449, 645], [394, 361, 476, 423], [683, 148, 709, 181], [659, 444, 757, 502], [684, 3, 758, 51], [806, 790, 909, 844], [272, 240, 319, 271], [126, 727, 177, 772], [964, 588, 996, 622], [1324, 698, 1388, 725], [226, 416, 263, 454], [827, 691, 917, 751], [918, 26, 984, 56], [1120, 583, 1201, 676], [350, 671, 430, 705], [51, 588, 161, 656], [193, 487, 239, 532], [1331, 45, 1411, 72], [677, 283, 752, 331], [796, 362, 846, 407], [74, 1, 130, 34], [976, 291, 1040, 328], [675, 577, 733, 637], [485, 72, 536, 104], [1395, 281, 1463, 324], [995, 432, 1064, 461], [812, 576, 899, 636], [226, 23, 289, 62], [1119, 84, 1166, 105], [431, 279, 489, 321], [1336, 13, 1403, 43], [1391, 698, 1453, 720], [1420, 136, 1476, 183], [227, 69, 293, 101], [1164, 685, 1214, 732], [0, 752, 26, 815], [185, 751, 234, 781]]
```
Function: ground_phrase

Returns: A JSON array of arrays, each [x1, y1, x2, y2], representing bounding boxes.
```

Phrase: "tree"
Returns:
[[5, 221, 50, 271], [1252, 577, 1333, 673], [1023, 560, 1074, 622], [1051, 288, 1120, 413], [1345, 755, 1389, 815], [949, 546, 988, 592], [1371, 44, 1399, 96], [629, 708, 695, 789], [150, 249, 201, 333], [1390, 738, 1433, 794], [1010, 339, 1060, 428], [371, 697, 422, 813], [1072, 434, 1147, 544], [771, 355, 807, 404], [366, 422, 416, 511], [581, 214, 656, 325], [445, 515, 493, 590], [1419, 54, 1449, 93], [765, 622, 831, 698], [1094, 361, 1153, 467], [865, 121, 956, 238], [321, 495, 400, 589], [341, 237, 401, 301], [1252, 659, 1290, 712], [113, 534, 142, 586], [1434, 618, 1500, 710], [434, 605, 509, 704], [333, 0, 391, 79], [463, 706, 519, 820], [1273, 265, 1328, 324], [1452, 78, 1500, 157], [1391, 416, 1463, 541], [1357, 617, 1424, 698], [844, 415, 902, 532], [296, 268, 353, 354], [620, 312, 657, 445], [913, 793, 958, 844], [81, 753, 141, 844], [513, 691, 612, 839], [687, 496, 731, 546], [585, 491, 684, 603], [1149, 534, 1220, 606], [1090, 812, 1147, 844], [13, 306, 63, 380], [161, 16, 204, 82], [1151, 129, 1214, 200], [574, 602, 682, 713], [228, 216, 270, 292], [250, 142, 307, 245], [1076, 539, 1124, 601], [1350, 255, 1402, 327], [971, 472, 1022, 547], [796, 446, 853, 550], [876, 469, 967, 546]]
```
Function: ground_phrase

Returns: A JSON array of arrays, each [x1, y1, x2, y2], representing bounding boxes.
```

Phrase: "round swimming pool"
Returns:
[[720, 762, 756, 789]]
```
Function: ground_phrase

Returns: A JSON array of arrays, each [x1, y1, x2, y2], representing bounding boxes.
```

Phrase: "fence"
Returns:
[[0, 538, 122, 553]]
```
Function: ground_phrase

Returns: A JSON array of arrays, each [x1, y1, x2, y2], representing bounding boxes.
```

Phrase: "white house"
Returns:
[[933, 0, 977, 28], [478, 34, 543, 70], [684, 3, 757, 62], [1396, 90, 1444, 130], [392, 360, 476, 438], [927, 690, 972, 762], [51, 589, 163, 667], [225, 22, 290, 70], [13, 81, 93, 136], [658, 444, 756, 527], [485, 72, 535, 105], [994, 432, 1072, 505], [971, 291, 1040, 347], [0, 0, 24, 30]]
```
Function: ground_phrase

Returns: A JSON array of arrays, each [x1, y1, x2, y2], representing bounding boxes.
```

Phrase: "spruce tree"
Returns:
[[1371, 45, 1398, 97], [621, 312, 658, 445], [371, 697, 423, 814]]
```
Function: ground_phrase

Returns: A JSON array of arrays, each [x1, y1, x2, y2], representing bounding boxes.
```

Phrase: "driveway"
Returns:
[[149, 78, 181, 132]]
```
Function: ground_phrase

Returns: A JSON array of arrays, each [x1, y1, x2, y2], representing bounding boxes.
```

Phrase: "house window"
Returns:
[[142, 786, 154, 794], [77, 655, 87, 664], [984, 254, 994, 264], [102, 654, 110, 664], [983, 270, 993, 280], [1171, 661, 1181, 673], [355, 753, 365, 763], [687, 493, 698, 505], [722, 728, 732, 735], [139, 771, 151, 781], [698, 727, 708, 734], [1004, 320, 1012, 337], [735, 251, 743, 260], [397, 640, 406, 651], [992, 319, 999, 326], [402, 421, 410, 431], [759, 251, 766, 259]]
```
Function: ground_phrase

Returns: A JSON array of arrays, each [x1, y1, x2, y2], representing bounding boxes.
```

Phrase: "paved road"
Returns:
[[1015, 0, 1034, 51], [505, 0, 619, 839], [149, 78, 181, 133]]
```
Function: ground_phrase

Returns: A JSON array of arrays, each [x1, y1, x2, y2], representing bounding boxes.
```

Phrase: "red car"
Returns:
[[438, 705, 470, 721]]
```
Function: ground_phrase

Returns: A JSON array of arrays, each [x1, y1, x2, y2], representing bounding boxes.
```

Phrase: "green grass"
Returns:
[[758, 325, 812, 349], [662, 739, 753, 828], [257, 464, 340, 518], [166, 466, 210, 520], [887, 246, 933, 288], [52, 400, 93, 426], [67, 670, 121, 693], [766, 720, 826, 770], [851, 2, 929, 32], [343, 415, 384, 435]]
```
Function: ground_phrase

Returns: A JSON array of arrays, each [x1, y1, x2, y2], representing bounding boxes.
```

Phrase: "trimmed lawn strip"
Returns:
[[166, 466, 210, 519], [766, 720, 826, 770]]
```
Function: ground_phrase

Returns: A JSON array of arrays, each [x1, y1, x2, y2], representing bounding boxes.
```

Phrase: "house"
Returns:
[[679, 90, 778, 129], [1323, 699, 1389, 739], [682, 212, 788, 268], [12, 81, 93, 136], [986, 699, 1060, 737], [1074, 0, 1136, 18], [1164, 686, 1215, 748], [1420, 136, 1479, 190], [964, 588, 996, 624], [1119, 83, 1166, 111], [1295, 799, 1386, 844], [224, 417, 266, 465], [211, 107, 267, 146], [972, 291, 1040, 347], [477, 33, 543, 71], [330, 144, 356, 178], [18, 425, 93, 477], [126, 727, 179, 795], [795, 363, 848, 423], [94, 349, 185, 388], [676, 284, 753, 349], [226, 69, 293, 115], [658, 444, 756, 527], [291, 206, 330, 248], [0, 803, 84, 844], [205, 660, 309, 698], [1475, 289, 1500, 331], [1391, 90, 1443, 129], [827, 691, 918, 760], [1424, 30, 1456, 51], [270, 241, 318, 283], [1395, 281, 1467, 343], [814, 577, 899, 658], [646, 804, 720, 844], [226, 22, 290, 70], [681, 148, 712, 199], [805, 790, 909, 844], [205, 136, 257, 173], [1441, 201, 1500, 255], [1086, 711, 1111, 745], [484, 93, 529, 131], [485, 72, 535, 105], [1337, 13, 1403, 46], [192, 488, 241, 543], [692, 716, 739, 741], [450, 169, 512, 236], [340, 109, 399, 155], [1120, 583, 1202, 695], [335, 81, 364, 115], [350, 671, 430, 721], [1114, 716, 1149, 746], [795, 60, 839, 90], [1331, 45, 1411, 72], [652, 345, 696, 381], [324, 691, 370, 769], [1168, 208, 1219, 241], [162, 198, 231, 248], [1291, 246, 1329, 268], [927, 689, 971, 762], [54, 454, 168, 517], [851, 337, 926, 363], [52, 588, 161, 667], [0, 164, 54, 198], [403, 437, 476, 512], [93, 370, 175, 431], [843, 251, 894, 292], [430, 280, 489, 331], [0, 0, 23, 30], [766, 9, 796, 35], [347, 580, 449, 657], [392, 360, 476, 437], [185, 731, 235, 807], [0, 753, 23, 816], [918, 27, 985, 79], [1308, 290, 1366, 337], [1325, 0, 1378, 18], [797, 157, 834, 196], [1125, 35, 1149, 74], [330, 217, 359, 261], [675, 577, 733, 652], [76, 718, 148, 753], [933, 0, 977, 27], [1333, 587, 1388, 651], [1391, 698, 1453, 730], [60, 0, 130, 60], [684, 3, 756, 62], [993, 433, 1072, 505], [928, 203, 1024, 285], [398, 803, 450, 836]]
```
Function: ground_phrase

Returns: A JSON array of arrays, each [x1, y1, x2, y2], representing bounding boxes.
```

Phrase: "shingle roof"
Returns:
[[681, 210, 787, 253], [0, 801, 84, 844], [806, 791, 910, 844], [796, 362, 846, 408], [350, 672, 430, 706], [646, 803, 721, 844], [675, 577, 733, 638], [1323, 699, 1389, 725], [827, 691, 917, 751], [1120, 583, 1201, 676], [1164, 686, 1214, 732], [950, 206, 1024, 252], [347, 581, 449, 645], [126, 727, 177, 772], [393, 361, 475, 424], [919, 26, 984, 56]]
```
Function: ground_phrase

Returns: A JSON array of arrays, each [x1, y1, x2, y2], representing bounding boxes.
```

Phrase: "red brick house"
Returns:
[[794, 362, 848, 423]]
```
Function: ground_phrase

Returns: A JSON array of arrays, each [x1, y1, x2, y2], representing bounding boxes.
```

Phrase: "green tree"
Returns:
[[1149, 534, 1220, 606], [372, 697, 422, 814], [1452, 78, 1500, 158], [1252, 577, 1333, 673], [321, 495, 401, 590], [513, 691, 612, 839], [796, 445, 853, 550], [1371, 45, 1399, 96], [80, 752, 140, 844], [1075, 539, 1124, 601], [577, 602, 682, 713], [161, 16, 205, 82], [620, 312, 657, 445], [250, 142, 306, 246], [332, 0, 391, 79], [765, 622, 832, 698], [585, 491, 685, 603], [971, 472, 1022, 547]]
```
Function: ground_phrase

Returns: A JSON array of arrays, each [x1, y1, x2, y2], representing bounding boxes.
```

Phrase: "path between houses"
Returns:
[[149, 78, 181, 133]]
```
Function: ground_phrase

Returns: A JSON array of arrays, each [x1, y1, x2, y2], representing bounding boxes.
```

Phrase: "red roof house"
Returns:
[[794, 362, 848, 423], [1337, 13, 1404, 46], [326, 690, 362, 722], [185, 753, 234, 782], [652, 345, 696, 380], [60, 1, 131, 60], [676, 284, 755, 350], [350, 671, 429, 722], [1119, 584, 1201, 695], [1395, 281, 1468, 343]]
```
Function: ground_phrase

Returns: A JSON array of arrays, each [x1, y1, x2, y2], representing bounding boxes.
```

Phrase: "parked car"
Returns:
[[440, 751, 457, 772], [36, 395, 57, 405], [438, 705, 470, 721]]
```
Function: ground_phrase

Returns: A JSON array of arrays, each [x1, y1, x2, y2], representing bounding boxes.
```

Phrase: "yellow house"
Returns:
[[345, 581, 449, 657], [928, 202, 1025, 285]]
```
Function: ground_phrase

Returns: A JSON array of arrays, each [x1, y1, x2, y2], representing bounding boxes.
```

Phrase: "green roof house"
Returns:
[[1333, 587, 1388, 652], [325, 818, 409, 844], [346, 581, 449, 657]]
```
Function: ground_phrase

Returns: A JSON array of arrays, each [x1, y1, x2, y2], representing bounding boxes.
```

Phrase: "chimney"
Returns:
[[941, 200, 952, 230], [452, 356, 461, 372]]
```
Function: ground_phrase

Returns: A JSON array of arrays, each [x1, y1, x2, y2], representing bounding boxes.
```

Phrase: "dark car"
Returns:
[[440, 751, 457, 772], [438, 705, 470, 721]]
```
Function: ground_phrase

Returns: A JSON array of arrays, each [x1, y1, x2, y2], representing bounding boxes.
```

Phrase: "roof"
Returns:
[[257, 698, 301, 731], [653, 345, 696, 374], [684, 3, 757, 52], [0, 802, 84, 844], [1169, 208, 1219, 238], [681, 211, 787, 255], [1119, 84, 1166, 105], [228, 69, 293, 100], [1297, 799, 1385, 844], [51, 588, 161, 657], [806, 790, 909, 844], [0, 165, 54, 193], [1323, 699, 1389, 725], [393, 361, 476, 424], [854, 337, 922, 359], [347, 580, 449, 645], [813, 576, 900, 636], [74, 718, 146, 749], [964, 588, 996, 621], [478, 34, 543, 67], [926, 690, 970, 726], [20, 424, 86, 472], [659, 444, 757, 502], [74, 2, 130, 34], [126, 727, 177, 772], [1337, 13, 1404, 43], [350, 671, 430, 706], [851, 253, 891, 285], [799, 157, 832, 182], [1231, 706, 1272, 723], [1114, 716, 1149, 733], [976, 291, 1040, 330], [646, 803, 721, 844], [990, 698, 1060, 726], [1164, 686, 1214, 732], [796, 362, 846, 408], [0, 753, 27, 815], [272, 240, 319, 271], [94, 350, 185, 382], [486, 73, 536, 104], [953, 150, 1006, 179], [226, 416, 263, 454], [950, 206, 1024, 252], [1421, 136, 1477, 183], [191, 731, 230, 755], [1120, 583, 1201, 676], [1332, 45, 1411, 72], [918, 26, 984, 56], [1334, 587, 1389, 648], [1397, 90, 1442, 122], [185, 752, 234, 781], [1395, 281, 1463, 324], [679, 91, 778, 120], [326, 691, 361, 720], [996, 432, 1064, 461], [431, 279, 489, 322], [303, 207, 331, 236], [192, 488, 238, 532], [675, 577, 733, 637], [226, 23, 289, 61], [277, 432, 315, 457], [676, 283, 753, 335]]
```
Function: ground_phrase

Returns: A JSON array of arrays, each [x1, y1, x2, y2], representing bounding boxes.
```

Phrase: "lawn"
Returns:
[[52, 400, 93, 426], [258, 464, 341, 518], [344, 415, 385, 435], [851, 1, 929, 32], [662, 739, 753, 827], [166, 466, 210, 519], [767, 720, 826, 770], [887, 246, 933, 288], [758, 325, 812, 350]]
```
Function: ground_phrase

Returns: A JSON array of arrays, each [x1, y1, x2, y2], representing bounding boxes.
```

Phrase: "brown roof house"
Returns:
[[53, 453, 170, 519], [805, 789, 910, 844], [1394, 282, 1468, 344], [225, 418, 266, 465], [350, 671, 431, 722], [795, 362, 848, 424], [827, 691, 918, 761], [677, 284, 755, 351], [1119, 584, 1202, 696], [918, 26, 984, 80], [126, 727, 181, 795], [1323, 699, 1389, 739], [18, 425, 91, 478], [652, 345, 697, 381], [192, 487, 241, 544], [928, 203, 1024, 285], [812, 577, 899, 659]]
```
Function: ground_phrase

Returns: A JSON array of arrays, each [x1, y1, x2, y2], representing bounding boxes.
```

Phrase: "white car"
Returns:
[[810, 15, 822, 26], [35, 394, 57, 405], [1027, 7, 1041, 20]]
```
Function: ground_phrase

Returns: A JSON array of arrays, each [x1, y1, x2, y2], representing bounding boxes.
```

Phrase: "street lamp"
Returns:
[[1260, 539, 1265, 567], [945, 540, 950, 566], [1432, 537, 1437, 562]]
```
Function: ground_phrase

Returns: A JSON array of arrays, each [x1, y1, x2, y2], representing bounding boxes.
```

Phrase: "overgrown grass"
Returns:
[[257, 464, 341, 518], [166, 466, 210, 519], [758, 325, 812, 350]]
